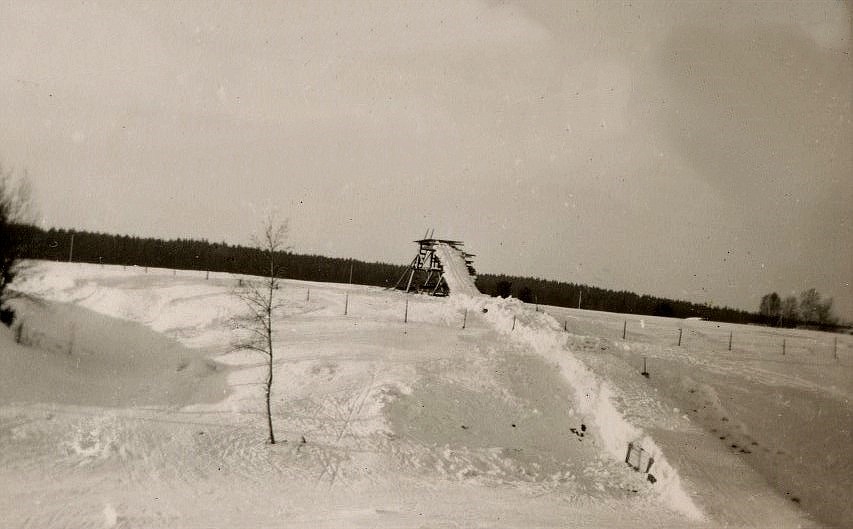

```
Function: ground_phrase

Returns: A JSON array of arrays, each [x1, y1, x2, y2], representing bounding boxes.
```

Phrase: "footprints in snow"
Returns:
[[685, 383, 804, 506]]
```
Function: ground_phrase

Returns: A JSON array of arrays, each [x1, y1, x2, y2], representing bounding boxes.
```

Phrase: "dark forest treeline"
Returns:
[[474, 274, 762, 325], [10, 225, 403, 288], [7, 224, 804, 327]]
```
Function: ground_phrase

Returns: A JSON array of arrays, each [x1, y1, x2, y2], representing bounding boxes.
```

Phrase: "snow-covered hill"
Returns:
[[0, 261, 837, 528]]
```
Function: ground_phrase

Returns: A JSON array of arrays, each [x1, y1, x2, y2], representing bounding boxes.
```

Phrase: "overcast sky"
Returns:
[[1, 0, 851, 319]]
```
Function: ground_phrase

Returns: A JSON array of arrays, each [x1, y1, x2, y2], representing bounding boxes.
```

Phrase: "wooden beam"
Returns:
[[393, 256, 418, 290]]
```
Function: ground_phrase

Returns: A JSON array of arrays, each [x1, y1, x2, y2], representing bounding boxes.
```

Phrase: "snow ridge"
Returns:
[[447, 293, 705, 521]]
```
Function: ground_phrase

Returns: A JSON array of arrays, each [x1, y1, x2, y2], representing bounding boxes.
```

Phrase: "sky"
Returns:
[[1, 0, 851, 319]]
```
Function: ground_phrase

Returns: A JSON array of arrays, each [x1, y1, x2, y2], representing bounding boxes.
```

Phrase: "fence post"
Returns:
[[622, 320, 627, 340], [68, 322, 75, 355], [834, 337, 838, 360], [404, 298, 408, 323], [462, 309, 467, 329], [728, 331, 733, 351], [344, 293, 349, 316], [306, 288, 310, 302], [512, 315, 516, 331], [782, 338, 786, 355], [564, 320, 567, 332], [678, 328, 683, 347]]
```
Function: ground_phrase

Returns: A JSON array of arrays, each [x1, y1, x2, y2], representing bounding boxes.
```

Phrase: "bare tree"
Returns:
[[780, 295, 798, 327], [233, 214, 288, 444], [759, 292, 781, 324], [0, 164, 34, 326]]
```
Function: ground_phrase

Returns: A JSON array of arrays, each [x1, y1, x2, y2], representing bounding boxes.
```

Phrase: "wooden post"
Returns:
[[782, 338, 786, 355], [728, 331, 733, 351], [205, 270, 209, 280], [404, 298, 408, 323], [622, 320, 627, 340], [405, 269, 415, 293], [641, 357, 649, 378], [834, 337, 838, 360], [306, 288, 310, 302], [462, 309, 467, 329], [68, 322, 75, 355], [564, 320, 567, 332], [512, 315, 516, 331], [393, 256, 418, 291], [344, 293, 349, 315], [678, 328, 683, 347], [423, 270, 433, 292], [68, 233, 74, 262]]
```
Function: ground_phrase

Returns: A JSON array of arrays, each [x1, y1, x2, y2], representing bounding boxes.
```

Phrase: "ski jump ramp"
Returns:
[[433, 241, 480, 297], [394, 239, 480, 297]]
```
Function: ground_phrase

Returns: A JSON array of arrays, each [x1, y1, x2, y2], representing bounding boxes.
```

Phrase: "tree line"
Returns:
[[758, 289, 839, 328], [4, 223, 848, 331], [475, 274, 763, 325], [8, 224, 403, 288]]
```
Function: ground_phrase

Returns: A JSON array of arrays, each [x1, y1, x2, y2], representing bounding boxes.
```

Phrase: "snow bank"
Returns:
[[445, 294, 705, 521]]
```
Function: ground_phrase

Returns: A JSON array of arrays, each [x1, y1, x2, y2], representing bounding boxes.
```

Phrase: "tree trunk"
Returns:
[[266, 280, 276, 444], [266, 352, 275, 444]]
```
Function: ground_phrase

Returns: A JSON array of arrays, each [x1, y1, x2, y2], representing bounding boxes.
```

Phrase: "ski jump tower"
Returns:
[[393, 233, 480, 297]]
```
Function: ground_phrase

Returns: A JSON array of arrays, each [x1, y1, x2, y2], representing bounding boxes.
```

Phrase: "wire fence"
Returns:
[[543, 305, 851, 365]]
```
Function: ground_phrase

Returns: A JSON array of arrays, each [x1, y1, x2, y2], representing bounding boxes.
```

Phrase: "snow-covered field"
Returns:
[[1, 261, 847, 528]]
